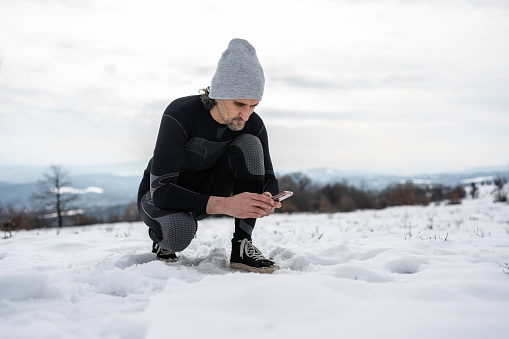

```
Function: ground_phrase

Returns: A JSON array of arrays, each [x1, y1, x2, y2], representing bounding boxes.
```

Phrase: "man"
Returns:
[[137, 38, 282, 273]]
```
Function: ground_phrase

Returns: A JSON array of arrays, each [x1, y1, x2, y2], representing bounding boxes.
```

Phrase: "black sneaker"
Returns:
[[152, 242, 178, 263], [230, 238, 279, 274]]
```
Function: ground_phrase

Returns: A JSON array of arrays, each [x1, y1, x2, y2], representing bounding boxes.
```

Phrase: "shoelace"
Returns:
[[156, 244, 174, 255], [239, 238, 267, 260]]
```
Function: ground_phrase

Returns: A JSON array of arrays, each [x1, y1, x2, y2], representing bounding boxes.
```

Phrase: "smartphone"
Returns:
[[272, 190, 293, 202]]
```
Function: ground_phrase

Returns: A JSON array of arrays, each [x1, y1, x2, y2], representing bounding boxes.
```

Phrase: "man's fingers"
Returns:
[[249, 193, 282, 216], [232, 192, 280, 219], [252, 193, 274, 205], [246, 204, 271, 218], [251, 194, 274, 210], [252, 200, 272, 212]]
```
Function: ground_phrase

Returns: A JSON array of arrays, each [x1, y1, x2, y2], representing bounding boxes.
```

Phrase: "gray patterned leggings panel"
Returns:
[[138, 192, 197, 252]]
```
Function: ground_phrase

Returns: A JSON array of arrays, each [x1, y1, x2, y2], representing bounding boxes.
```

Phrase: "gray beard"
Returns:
[[226, 119, 246, 132], [218, 109, 246, 132]]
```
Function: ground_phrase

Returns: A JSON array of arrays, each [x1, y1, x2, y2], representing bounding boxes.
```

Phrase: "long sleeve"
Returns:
[[150, 113, 210, 214]]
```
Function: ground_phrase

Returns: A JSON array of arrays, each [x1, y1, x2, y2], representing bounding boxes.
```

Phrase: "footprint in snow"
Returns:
[[175, 247, 230, 275]]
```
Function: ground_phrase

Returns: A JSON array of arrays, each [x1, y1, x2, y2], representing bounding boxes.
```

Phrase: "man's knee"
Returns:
[[230, 134, 264, 176], [156, 212, 196, 252]]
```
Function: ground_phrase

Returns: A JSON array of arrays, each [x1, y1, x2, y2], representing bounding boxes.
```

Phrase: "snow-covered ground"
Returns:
[[1, 185, 508, 339]]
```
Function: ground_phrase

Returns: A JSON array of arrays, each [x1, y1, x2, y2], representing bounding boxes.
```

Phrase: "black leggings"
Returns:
[[138, 134, 265, 252]]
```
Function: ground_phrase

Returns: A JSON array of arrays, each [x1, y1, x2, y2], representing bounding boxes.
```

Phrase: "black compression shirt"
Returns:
[[138, 95, 279, 214]]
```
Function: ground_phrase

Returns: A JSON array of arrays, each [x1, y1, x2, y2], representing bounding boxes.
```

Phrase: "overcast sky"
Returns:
[[1, 0, 508, 175]]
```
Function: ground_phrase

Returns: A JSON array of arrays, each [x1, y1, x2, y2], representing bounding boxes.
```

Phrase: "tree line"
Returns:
[[1, 166, 507, 236], [275, 172, 469, 213]]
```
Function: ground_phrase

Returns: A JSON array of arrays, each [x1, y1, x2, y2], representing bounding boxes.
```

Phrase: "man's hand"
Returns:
[[206, 192, 281, 219], [262, 191, 281, 215]]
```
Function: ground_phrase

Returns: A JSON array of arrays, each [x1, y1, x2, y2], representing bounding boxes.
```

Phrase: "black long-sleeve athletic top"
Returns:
[[138, 95, 279, 215]]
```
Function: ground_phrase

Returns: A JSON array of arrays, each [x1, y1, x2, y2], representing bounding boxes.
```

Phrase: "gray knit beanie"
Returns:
[[209, 38, 265, 100]]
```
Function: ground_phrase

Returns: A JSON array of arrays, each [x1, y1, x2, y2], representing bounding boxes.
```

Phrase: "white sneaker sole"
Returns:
[[157, 256, 179, 263], [230, 262, 280, 274]]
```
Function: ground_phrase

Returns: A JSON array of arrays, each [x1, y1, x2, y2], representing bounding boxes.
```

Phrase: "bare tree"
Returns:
[[31, 165, 79, 231]]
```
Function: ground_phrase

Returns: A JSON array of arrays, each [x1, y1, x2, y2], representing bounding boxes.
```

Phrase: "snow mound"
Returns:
[[384, 256, 429, 274]]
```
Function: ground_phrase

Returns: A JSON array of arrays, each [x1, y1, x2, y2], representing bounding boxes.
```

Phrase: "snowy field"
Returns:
[[1, 185, 508, 339]]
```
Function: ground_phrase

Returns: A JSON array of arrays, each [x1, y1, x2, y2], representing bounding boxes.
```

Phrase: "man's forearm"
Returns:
[[206, 196, 230, 215]]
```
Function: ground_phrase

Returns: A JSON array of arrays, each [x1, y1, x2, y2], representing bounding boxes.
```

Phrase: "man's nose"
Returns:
[[239, 107, 252, 121]]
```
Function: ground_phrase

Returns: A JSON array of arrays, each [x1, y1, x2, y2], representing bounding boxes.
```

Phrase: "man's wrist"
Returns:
[[206, 196, 229, 215]]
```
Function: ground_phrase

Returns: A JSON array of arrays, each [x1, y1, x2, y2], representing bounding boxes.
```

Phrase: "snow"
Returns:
[[399, 178, 432, 186], [58, 186, 104, 194], [44, 209, 84, 218], [1, 185, 508, 339]]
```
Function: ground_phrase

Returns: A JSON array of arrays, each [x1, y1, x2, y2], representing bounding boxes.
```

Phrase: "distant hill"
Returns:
[[0, 174, 142, 209], [301, 166, 509, 190], [0, 161, 148, 184]]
